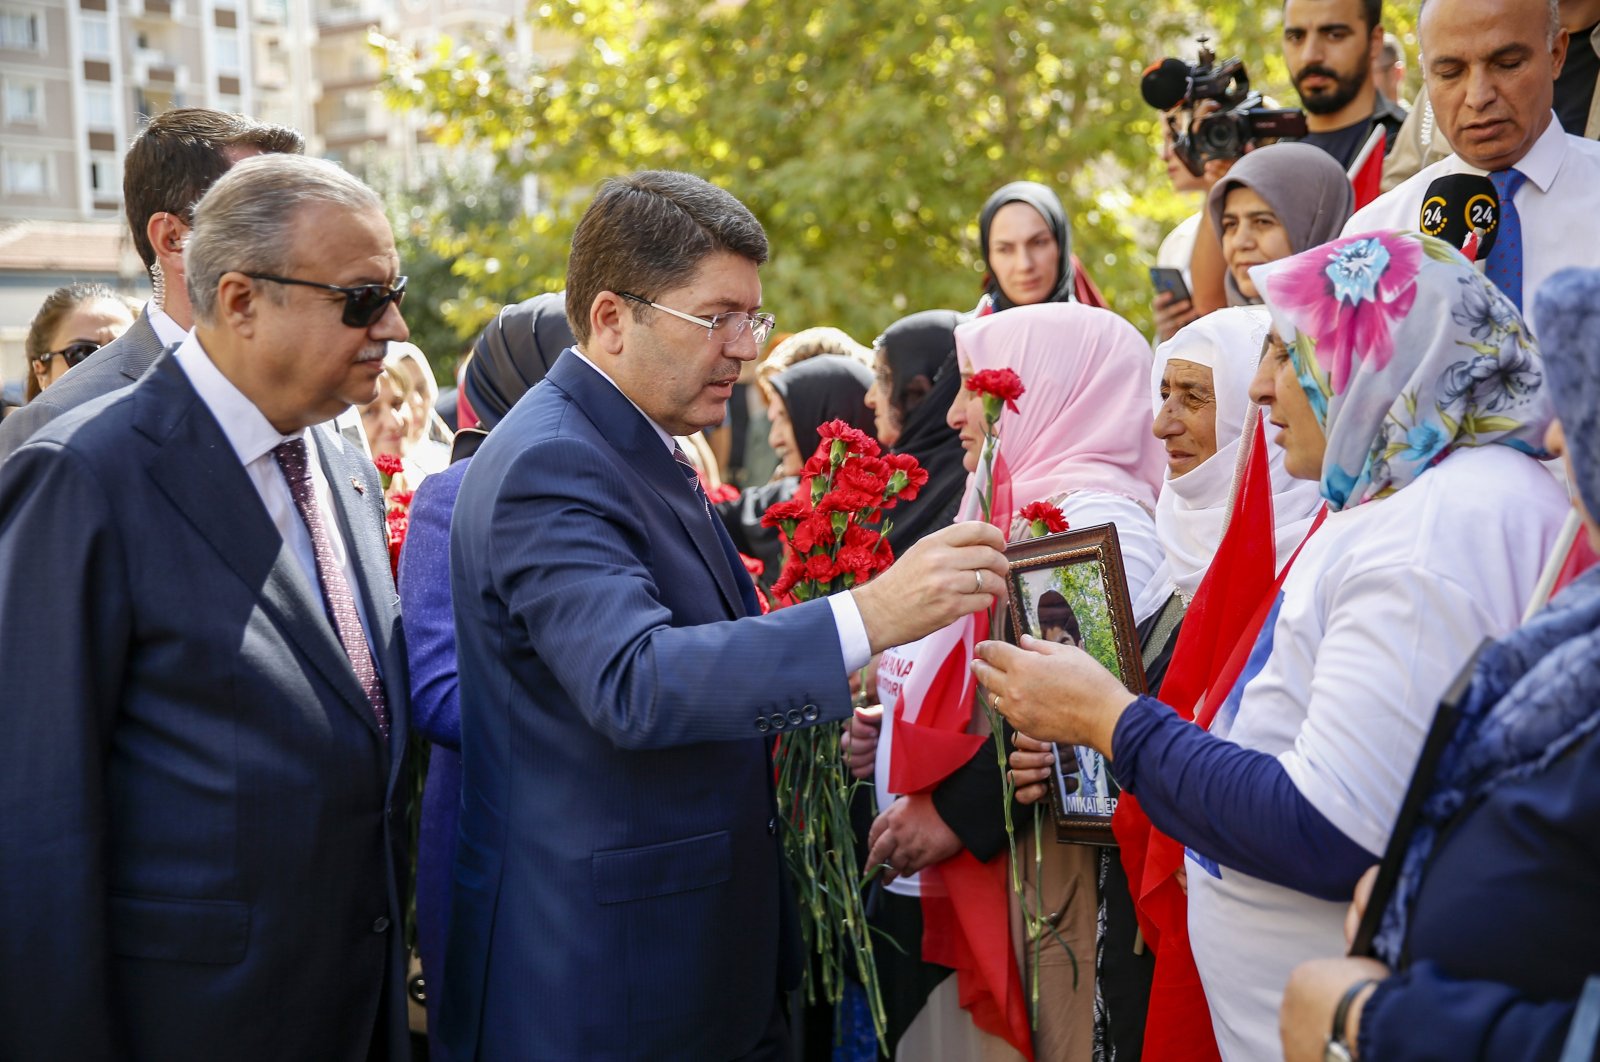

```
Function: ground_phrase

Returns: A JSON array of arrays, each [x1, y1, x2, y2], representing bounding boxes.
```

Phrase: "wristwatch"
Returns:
[[1324, 978, 1377, 1062]]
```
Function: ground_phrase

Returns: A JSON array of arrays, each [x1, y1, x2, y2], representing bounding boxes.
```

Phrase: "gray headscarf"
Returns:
[[1206, 142, 1355, 306]]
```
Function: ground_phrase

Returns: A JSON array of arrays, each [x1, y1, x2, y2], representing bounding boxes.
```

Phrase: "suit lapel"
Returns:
[[548, 353, 746, 618], [135, 359, 382, 736]]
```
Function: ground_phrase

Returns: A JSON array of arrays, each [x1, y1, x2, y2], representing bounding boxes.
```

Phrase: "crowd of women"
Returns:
[[12, 142, 1598, 1062]]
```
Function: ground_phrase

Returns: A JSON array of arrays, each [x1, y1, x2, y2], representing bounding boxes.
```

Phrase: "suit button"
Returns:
[[755, 716, 771, 733], [802, 704, 820, 722], [770, 713, 787, 730], [786, 708, 803, 726], [372, 916, 390, 933], [768, 818, 777, 835]]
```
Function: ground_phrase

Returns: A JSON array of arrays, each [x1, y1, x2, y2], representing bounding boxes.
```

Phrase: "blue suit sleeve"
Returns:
[[398, 467, 465, 749], [1358, 963, 1576, 1062], [483, 433, 852, 749], [0, 442, 128, 1059], [1111, 695, 1378, 900]]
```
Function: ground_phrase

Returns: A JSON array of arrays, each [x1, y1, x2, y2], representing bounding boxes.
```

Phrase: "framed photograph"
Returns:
[[1003, 523, 1148, 845]]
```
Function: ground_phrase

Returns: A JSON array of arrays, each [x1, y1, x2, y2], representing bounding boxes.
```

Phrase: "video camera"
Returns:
[[1141, 39, 1309, 177]]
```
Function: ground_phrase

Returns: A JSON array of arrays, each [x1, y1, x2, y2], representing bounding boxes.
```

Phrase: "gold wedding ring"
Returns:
[[973, 569, 984, 594]]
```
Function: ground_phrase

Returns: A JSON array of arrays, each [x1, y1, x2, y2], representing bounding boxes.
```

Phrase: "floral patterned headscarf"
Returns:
[[1250, 230, 1553, 511]]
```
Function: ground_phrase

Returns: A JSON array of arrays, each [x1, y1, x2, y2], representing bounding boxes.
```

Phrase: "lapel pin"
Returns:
[[351, 477, 366, 495]]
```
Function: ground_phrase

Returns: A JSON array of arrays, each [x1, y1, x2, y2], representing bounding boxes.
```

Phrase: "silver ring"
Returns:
[[973, 569, 984, 594]]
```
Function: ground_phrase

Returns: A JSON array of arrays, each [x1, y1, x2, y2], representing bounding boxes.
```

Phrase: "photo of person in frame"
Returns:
[[1024, 582, 1116, 819]]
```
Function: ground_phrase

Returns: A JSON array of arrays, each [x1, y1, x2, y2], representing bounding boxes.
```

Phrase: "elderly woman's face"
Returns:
[[946, 370, 990, 473], [1249, 331, 1326, 480], [767, 393, 803, 476], [361, 373, 412, 459], [1154, 358, 1219, 477], [865, 347, 902, 448], [1220, 186, 1293, 300]]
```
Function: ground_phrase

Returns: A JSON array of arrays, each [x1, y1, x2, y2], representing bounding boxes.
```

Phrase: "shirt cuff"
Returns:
[[829, 591, 872, 674]]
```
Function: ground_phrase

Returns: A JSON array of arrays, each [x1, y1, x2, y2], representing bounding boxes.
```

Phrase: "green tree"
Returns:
[[379, 0, 1305, 341]]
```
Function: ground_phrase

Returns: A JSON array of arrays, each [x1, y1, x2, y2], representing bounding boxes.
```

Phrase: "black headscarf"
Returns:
[[876, 310, 967, 553], [978, 181, 1075, 311], [454, 292, 575, 461], [767, 354, 875, 464]]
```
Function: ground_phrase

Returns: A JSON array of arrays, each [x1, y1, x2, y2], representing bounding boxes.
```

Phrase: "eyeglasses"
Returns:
[[618, 292, 775, 348], [32, 340, 101, 371], [243, 273, 408, 329]]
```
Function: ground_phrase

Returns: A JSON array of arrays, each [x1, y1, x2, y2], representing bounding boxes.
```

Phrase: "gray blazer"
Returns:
[[0, 355, 413, 1061], [0, 305, 168, 464]]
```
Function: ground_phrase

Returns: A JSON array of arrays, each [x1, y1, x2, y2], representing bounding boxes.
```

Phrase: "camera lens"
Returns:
[[1199, 114, 1244, 161]]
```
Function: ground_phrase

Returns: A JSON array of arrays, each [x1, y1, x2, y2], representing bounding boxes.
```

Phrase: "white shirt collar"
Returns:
[[1449, 112, 1566, 193], [172, 331, 307, 467], [569, 347, 676, 452], [146, 304, 188, 348]]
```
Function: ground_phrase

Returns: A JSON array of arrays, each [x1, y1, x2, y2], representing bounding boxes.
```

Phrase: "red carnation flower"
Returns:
[[966, 368, 1026, 415], [761, 496, 813, 529], [1018, 500, 1069, 535], [374, 452, 405, 478], [837, 461, 889, 499], [791, 512, 836, 553], [816, 419, 881, 458], [771, 555, 806, 598], [804, 553, 838, 583], [835, 545, 877, 583], [817, 487, 880, 515], [389, 490, 415, 511]]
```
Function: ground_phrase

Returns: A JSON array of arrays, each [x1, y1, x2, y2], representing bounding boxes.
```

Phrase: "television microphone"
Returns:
[[1418, 173, 1500, 266]]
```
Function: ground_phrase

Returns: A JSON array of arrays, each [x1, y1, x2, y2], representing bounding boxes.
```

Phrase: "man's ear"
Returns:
[[214, 272, 259, 337], [145, 212, 190, 271], [588, 291, 628, 359], [900, 373, 933, 414]]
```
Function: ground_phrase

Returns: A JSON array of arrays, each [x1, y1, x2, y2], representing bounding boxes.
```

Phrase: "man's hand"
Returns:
[[841, 705, 882, 780], [866, 793, 962, 885], [1008, 731, 1061, 806], [1280, 957, 1389, 1062], [971, 635, 1136, 756], [1153, 290, 1200, 341], [852, 521, 1008, 654]]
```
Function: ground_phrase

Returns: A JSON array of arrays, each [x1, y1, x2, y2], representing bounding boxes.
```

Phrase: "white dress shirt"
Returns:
[[571, 349, 871, 672], [1345, 115, 1600, 313], [146, 305, 188, 349], [172, 333, 377, 649]]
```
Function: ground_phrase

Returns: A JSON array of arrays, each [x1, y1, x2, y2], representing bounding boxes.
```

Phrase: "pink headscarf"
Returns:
[[954, 303, 1165, 516]]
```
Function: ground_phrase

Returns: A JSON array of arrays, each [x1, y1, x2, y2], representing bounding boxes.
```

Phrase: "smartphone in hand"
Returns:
[[1149, 266, 1192, 305]]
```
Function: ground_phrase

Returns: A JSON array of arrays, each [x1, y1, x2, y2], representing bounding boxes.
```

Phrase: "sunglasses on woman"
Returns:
[[32, 341, 102, 371], [243, 273, 408, 329]]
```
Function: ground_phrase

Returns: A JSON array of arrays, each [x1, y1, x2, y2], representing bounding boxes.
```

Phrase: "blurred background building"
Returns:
[[0, 0, 524, 380]]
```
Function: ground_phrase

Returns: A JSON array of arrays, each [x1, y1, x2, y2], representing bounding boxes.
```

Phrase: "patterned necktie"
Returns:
[[273, 438, 390, 740], [672, 443, 713, 518], [1486, 168, 1528, 311]]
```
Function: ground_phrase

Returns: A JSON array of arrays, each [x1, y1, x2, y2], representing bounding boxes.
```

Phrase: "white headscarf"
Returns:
[[1151, 307, 1323, 597]]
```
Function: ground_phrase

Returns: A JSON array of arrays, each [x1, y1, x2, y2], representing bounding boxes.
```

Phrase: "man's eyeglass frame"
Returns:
[[243, 273, 408, 329], [617, 292, 775, 347]]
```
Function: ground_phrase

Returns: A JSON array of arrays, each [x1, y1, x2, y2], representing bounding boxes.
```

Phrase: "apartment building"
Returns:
[[0, 0, 522, 382]]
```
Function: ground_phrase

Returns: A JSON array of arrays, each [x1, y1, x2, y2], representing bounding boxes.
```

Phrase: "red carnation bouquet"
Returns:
[[758, 420, 927, 1048], [374, 452, 413, 576]]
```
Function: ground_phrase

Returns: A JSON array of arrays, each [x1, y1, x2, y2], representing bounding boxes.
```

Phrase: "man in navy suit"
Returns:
[[0, 154, 413, 1060], [441, 170, 1009, 1060]]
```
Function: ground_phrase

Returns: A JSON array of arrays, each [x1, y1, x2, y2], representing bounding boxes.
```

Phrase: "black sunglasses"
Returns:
[[32, 340, 101, 371], [243, 273, 408, 329]]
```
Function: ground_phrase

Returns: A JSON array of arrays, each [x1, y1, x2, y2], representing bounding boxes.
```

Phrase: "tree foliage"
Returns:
[[379, 0, 1317, 343]]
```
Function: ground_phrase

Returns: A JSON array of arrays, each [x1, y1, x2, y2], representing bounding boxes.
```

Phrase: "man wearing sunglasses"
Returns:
[[442, 170, 1008, 1060], [0, 154, 413, 1062], [0, 107, 302, 464]]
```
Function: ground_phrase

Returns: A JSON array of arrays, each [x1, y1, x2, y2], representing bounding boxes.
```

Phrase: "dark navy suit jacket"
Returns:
[[0, 355, 412, 1061], [440, 351, 852, 1060]]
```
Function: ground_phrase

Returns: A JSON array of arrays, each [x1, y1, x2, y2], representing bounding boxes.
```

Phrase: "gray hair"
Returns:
[[185, 154, 385, 325]]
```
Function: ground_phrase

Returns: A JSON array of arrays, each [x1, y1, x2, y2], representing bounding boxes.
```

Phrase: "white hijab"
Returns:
[[1151, 308, 1323, 598]]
